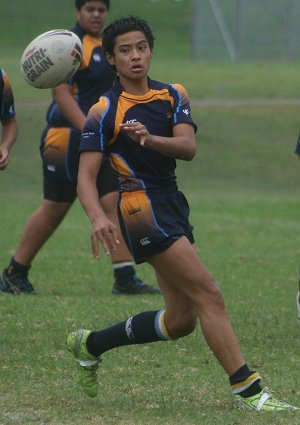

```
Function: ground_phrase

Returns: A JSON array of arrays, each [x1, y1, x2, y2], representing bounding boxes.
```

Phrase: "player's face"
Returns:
[[76, 1, 109, 37], [106, 31, 152, 88]]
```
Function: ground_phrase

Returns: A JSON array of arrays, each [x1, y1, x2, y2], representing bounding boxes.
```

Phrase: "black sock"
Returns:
[[113, 262, 135, 286], [7, 258, 30, 276], [86, 310, 171, 357], [230, 364, 262, 398]]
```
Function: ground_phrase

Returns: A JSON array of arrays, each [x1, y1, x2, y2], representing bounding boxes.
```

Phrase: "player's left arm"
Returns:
[[0, 116, 18, 170], [119, 122, 196, 161]]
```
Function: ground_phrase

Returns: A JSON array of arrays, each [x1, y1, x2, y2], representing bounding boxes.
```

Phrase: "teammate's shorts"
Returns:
[[40, 126, 119, 202], [118, 189, 194, 264]]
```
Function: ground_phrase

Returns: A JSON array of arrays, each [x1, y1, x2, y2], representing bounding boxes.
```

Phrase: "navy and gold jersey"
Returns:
[[46, 23, 115, 127], [0, 68, 16, 121], [80, 78, 197, 192]]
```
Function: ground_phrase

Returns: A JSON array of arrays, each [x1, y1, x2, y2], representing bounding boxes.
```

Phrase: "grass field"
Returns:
[[1, 1, 300, 424]]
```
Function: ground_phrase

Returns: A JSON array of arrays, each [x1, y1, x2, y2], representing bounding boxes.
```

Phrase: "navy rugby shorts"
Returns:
[[40, 126, 118, 202], [118, 189, 194, 264]]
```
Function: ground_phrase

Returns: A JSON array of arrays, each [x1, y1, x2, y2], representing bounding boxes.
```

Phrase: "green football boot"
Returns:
[[233, 389, 298, 411], [67, 329, 100, 397]]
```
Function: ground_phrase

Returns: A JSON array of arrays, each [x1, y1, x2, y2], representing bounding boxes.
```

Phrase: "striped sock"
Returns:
[[86, 310, 173, 357], [230, 364, 262, 398]]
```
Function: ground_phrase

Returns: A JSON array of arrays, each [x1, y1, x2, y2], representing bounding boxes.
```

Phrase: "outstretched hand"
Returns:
[[0, 146, 9, 170], [119, 122, 151, 147], [91, 215, 120, 259]]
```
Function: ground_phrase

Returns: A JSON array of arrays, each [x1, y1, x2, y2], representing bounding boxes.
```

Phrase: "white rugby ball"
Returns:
[[20, 29, 83, 89]]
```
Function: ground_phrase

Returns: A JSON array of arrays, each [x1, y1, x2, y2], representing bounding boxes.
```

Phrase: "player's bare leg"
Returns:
[[14, 200, 71, 265], [148, 236, 245, 375]]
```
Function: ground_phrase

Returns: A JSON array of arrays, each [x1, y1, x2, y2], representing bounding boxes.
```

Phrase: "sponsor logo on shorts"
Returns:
[[182, 108, 190, 116], [140, 237, 151, 246]]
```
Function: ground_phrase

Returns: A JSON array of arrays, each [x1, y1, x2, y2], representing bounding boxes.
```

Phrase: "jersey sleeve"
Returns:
[[170, 83, 197, 132], [0, 69, 16, 121], [79, 96, 112, 153]]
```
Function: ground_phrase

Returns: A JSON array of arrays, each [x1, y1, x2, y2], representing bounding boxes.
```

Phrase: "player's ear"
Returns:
[[106, 53, 115, 66]]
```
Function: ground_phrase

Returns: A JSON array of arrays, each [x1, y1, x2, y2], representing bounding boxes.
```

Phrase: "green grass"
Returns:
[[1, 1, 300, 423], [1, 97, 300, 424]]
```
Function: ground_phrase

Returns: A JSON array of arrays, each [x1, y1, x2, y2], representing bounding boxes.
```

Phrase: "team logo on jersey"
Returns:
[[93, 53, 101, 62], [126, 119, 138, 124], [182, 108, 190, 116]]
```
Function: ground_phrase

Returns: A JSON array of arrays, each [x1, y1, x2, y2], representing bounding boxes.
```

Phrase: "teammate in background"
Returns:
[[66, 16, 297, 411], [0, 0, 159, 295], [0, 68, 18, 170]]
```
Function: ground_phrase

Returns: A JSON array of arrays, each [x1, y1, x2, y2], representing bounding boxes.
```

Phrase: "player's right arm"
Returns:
[[52, 83, 86, 132], [77, 151, 119, 258]]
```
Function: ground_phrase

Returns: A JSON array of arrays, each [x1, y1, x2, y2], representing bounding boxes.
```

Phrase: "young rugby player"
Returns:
[[66, 16, 298, 410]]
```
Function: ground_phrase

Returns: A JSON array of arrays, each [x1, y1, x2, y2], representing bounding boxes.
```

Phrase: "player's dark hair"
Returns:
[[102, 16, 154, 57], [75, 0, 110, 10]]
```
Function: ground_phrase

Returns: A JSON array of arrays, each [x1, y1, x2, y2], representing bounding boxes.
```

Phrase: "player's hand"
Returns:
[[119, 122, 151, 147], [0, 146, 9, 170], [90, 216, 119, 258]]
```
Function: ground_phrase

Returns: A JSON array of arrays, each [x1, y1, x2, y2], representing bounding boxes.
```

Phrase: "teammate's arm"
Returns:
[[77, 151, 119, 258], [0, 116, 18, 170], [52, 83, 86, 132], [119, 122, 196, 161]]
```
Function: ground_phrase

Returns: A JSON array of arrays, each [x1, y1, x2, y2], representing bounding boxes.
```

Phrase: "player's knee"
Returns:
[[42, 202, 70, 223], [166, 311, 197, 339]]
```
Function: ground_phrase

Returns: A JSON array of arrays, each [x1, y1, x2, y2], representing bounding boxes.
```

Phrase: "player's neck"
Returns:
[[119, 76, 149, 96]]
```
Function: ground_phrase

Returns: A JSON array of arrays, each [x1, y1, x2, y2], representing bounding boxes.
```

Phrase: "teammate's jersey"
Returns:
[[80, 78, 197, 192], [46, 23, 115, 127], [0, 68, 16, 121]]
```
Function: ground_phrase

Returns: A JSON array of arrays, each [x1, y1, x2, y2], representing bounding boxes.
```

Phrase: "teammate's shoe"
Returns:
[[66, 329, 100, 397], [0, 268, 36, 294], [112, 275, 161, 295], [233, 389, 298, 411]]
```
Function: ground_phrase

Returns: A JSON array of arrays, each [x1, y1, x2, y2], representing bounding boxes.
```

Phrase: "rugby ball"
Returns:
[[20, 29, 83, 89]]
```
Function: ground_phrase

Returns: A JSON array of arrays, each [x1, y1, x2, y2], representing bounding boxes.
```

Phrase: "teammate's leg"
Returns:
[[0, 200, 72, 294]]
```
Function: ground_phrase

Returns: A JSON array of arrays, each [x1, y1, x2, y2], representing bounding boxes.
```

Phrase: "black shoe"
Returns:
[[112, 276, 161, 295], [0, 269, 37, 295]]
